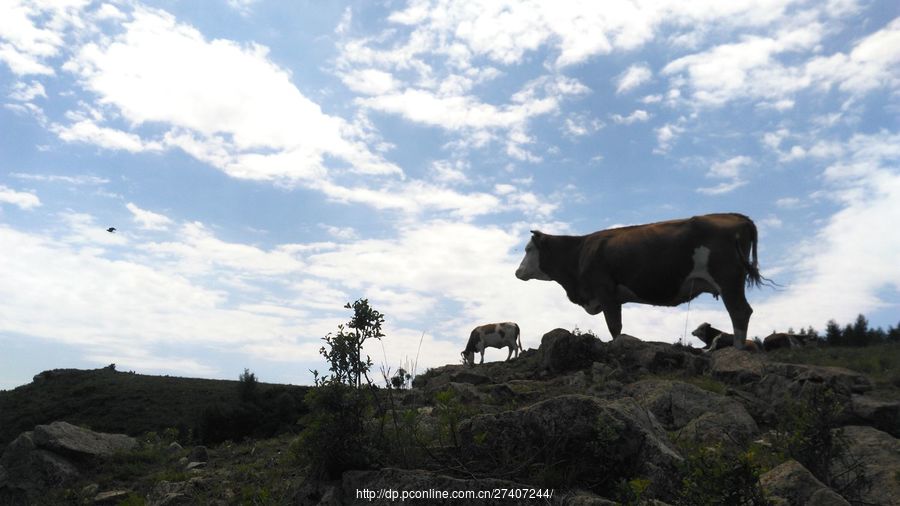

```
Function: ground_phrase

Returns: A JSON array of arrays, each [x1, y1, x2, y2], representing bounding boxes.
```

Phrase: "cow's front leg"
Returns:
[[506, 346, 513, 361], [603, 303, 623, 338], [479, 350, 484, 364]]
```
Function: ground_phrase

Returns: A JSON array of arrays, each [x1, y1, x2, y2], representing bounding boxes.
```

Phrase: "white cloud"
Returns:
[[697, 155, 751, 195], [654, 120, 685, 153], [60, 6, 399, 182], [0, 185, 41, 209], [126, 203, 173, 231], [11, 173, 109, 185], [9, 80, 46, 101], [53, 119, 163, 153], [615, 64, 652, 94], [755, 131, 900, 329], [611, 109, 650, 124]]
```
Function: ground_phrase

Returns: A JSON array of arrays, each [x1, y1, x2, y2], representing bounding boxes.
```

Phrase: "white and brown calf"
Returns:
[[461, 322, 522, 366], [692, 322, 760, 352], [763, 332, 808, 352]]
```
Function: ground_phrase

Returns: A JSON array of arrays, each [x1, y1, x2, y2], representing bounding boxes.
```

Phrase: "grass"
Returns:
[[767, 342, 900, 389]]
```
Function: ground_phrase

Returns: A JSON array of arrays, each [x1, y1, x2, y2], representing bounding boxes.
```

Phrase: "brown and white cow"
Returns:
[[692, 322, 734, 352], [461, 322, 522, 366], [763, 332, 807, 352], [516, 213, 763, 348]]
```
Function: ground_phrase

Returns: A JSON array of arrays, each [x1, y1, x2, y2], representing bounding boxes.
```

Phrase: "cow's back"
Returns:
[[587, 214, 754, 304]]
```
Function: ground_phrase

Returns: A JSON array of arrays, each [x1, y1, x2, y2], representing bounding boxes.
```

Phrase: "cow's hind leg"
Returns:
[[721, 288, 752, 349], [506, 345, 513, 361]]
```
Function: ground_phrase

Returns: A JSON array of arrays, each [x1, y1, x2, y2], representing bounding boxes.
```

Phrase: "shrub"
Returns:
[[674, 443, 770, 506]]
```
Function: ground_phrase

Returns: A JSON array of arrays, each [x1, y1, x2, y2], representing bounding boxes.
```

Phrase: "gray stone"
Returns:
[[188, 445, 208, 463], [148, 481, 193, 506], [33, 421, 136, 458], [832, 425, 900, 506], [185, 461, 207, 471], [94, 490, 131, 504], [850, 395, 900, 437], [539, 328, 602, 373], [760, 460, 849, 506], [166, 441, 184, 454], [459, 395, 681, 500]]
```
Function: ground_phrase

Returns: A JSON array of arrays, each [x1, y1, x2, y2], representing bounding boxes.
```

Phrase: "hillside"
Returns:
[[0, 366, 309, 450], [1, 333, 899, 505]]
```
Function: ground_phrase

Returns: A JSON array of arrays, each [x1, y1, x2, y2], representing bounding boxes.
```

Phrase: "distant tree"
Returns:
[[850, 314, 870, 346], [825, 320, 843, 345], [805, 326, 820, 341], [238, 368, 259, 403], [888, 322, 900, 342]]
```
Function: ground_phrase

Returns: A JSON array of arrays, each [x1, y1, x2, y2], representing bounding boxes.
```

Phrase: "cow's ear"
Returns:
[[530, 230, 544, 246]]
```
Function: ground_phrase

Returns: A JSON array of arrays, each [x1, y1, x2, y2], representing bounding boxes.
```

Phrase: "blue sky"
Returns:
[[1, 0, 898, 390]]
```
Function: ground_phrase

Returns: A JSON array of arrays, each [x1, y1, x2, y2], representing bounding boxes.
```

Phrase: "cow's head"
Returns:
[[515, 231, 552, 281], [460, 351, 476, 366]]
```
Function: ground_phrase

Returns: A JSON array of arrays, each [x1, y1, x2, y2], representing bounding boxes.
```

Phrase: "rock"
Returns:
[[33, 421, 136, 458], [710, 348, 766, 384], [459, 395, 681, 499], [0, 431, 80, 491], [832, 425, 900, 506], [185, 461, 207, 471], [0, 464, 7, 488], [189, 445, 208, 463], [849, 395, 900, 437], [94, 490, 131, 504], [539, 328, 602, 373], [148, 481, 193, 506], [604, 334, 707, 375], [82, 483, 100, 497], [342, 468, 535, 505], [760, 460, 849, 506], [166, 441, 184, 454], [626, 380, 758, 449], [425, 382, 487, 405]]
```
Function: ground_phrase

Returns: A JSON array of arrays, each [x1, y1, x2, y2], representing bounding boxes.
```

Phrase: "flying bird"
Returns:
[[107, 227, 116, 233]]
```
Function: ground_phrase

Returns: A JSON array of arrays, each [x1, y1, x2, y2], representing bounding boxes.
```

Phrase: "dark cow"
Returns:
[[763, 332, 807, 352], [461, 322, 522, 366], [516, 213, 763, 348]]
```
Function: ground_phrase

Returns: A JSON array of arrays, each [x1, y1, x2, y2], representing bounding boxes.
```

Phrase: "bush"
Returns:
[[674, 443, 770, 506], [293, 382, 374, 479], [772, 388, 870, 500]]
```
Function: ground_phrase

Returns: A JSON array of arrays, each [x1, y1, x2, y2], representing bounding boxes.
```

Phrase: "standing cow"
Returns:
[[515, 213, 763, 348], [461, 322, 522, 366]]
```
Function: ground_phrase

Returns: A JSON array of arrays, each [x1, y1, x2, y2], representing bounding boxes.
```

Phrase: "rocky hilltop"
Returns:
[[1, 330, 898, 505]]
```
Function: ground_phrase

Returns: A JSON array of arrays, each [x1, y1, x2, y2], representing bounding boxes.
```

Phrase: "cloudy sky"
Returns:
[[1, 0, 898, 390]]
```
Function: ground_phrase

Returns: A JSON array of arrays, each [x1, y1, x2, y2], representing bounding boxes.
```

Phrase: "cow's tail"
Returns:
[[514, 323, 522, 352], [739, 219, 764, 288]]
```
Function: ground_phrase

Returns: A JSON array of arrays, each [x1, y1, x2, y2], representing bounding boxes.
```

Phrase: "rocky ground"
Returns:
[[2, 329, 898, 505]]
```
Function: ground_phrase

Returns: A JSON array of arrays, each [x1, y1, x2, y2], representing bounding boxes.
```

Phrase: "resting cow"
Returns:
[[692, 322, 734, 352], [763, 332, 807, 352], [516, 213, 763, 348], [461, 322, 522, 366]]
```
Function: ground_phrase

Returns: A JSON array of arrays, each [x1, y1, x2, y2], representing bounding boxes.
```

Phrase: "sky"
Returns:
[[1, 0, 898, 390]]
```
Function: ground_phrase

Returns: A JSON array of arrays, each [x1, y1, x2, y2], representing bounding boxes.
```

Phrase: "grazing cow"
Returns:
[[763, 332, 807, 352], [516, 213, 763, 348], [461, 322, 522, 366], [692, 322, 734, 352]]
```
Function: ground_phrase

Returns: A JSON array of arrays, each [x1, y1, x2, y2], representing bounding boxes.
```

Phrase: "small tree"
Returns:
[[238, 368, 259, 403], [318, 299, 385, 387]]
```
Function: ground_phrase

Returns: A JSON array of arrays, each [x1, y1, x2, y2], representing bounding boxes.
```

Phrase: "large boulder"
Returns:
[[605, 335, 707, 375], [832, 425, 900, 506], [33, 421, 136, 458], [458, 394, 681, 499], [539, 329, 603, 373], [0, 432, 80, 492], [849, 395, 900, 437], [760, 460, 849, 506], [625, 380, 758, 449]]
